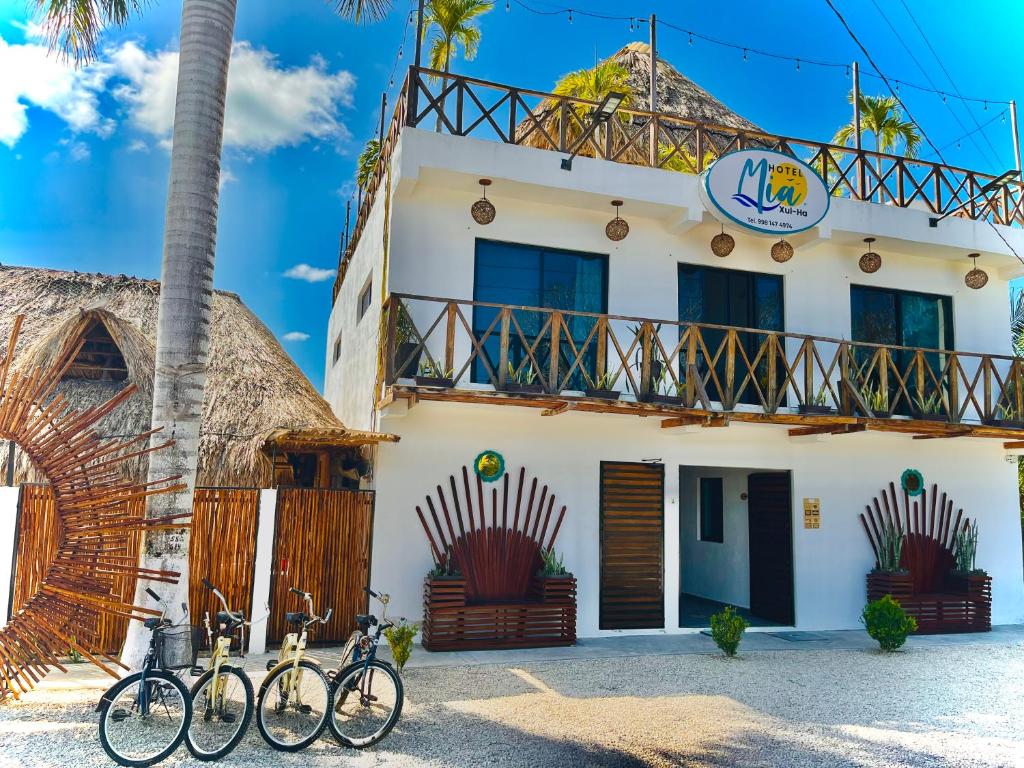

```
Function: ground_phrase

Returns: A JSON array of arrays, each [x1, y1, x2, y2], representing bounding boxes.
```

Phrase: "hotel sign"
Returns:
[[699, 149, 830, 235]]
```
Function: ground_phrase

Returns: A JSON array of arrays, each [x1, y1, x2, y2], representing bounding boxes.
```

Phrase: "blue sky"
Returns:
[[1, 0, 1022, 390]]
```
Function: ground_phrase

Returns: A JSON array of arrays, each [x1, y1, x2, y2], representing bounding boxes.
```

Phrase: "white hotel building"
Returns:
[[325, 54, 1024, 638]]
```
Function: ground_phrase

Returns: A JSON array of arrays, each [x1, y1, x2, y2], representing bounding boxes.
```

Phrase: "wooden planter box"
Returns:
[[984, 418, 1024, 429], [422, 574, 577, 652], [585, 388, 620, 401], [866, 570, 992, 634], [910, 411, 948, 423], [414, 376, 454, 388], [798, 404, 835, 415], [643, 393, 683, 406], [502, 382, 544, 395]]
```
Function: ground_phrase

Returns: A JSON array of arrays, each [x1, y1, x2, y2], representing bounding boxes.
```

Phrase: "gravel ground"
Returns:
[[1, 639, 1022, 768]]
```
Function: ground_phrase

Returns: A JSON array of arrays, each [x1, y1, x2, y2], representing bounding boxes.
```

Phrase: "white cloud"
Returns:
[[0, 33, 112, 147], [68, 141, 90, 161], [127, 139, 149, 153], [111, 41, 356, 151], [282, 331, 310, 342], [0, 33, 356, 152], [284, 263, 335, 283], [219, 167, 237, 190]]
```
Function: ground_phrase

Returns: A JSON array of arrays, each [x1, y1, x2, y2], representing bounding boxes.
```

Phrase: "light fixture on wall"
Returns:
[[859, 237, 881, 273], [471, 178, 496, 225], [710, 225, 735, 258], [964, 253, 989, 289], [770, 238, 794, 263], [605, 199, 629, 241]]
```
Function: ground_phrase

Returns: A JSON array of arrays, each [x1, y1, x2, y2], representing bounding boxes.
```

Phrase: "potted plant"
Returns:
[[798, 387, 835, 416], [643, 368, 685, 406], [414, 359, 455, 388], [866, 518, 913, 603], [860, 382, 890, 418], [910, 390, 947, 422], [534, 548, 576, 604], [585, 371, 620, 401], [502, 362, 544, 394], [424, 554, 465, 608], [393, 307, 422, 379], [946, 521, 992, 631], [984, 399, 1024, 429]]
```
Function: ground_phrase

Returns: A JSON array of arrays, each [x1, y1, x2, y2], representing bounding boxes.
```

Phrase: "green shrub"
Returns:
[[861, 595, 917, 651], [383, 619, 421, 672], [709, 606, 749, 657]]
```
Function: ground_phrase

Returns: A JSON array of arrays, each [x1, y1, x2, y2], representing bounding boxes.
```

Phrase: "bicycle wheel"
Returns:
[[98, 670, 192, 767], [328, 659, 404, 748], [186, 664, 254, 760], [256, 659, 332, 751]]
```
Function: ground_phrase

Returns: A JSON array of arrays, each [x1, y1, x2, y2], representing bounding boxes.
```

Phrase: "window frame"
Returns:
[[357, 277, 373, 322], [332, 332, 342, 365], [699, 476, 725, 544], [849, 284, 954, 351]]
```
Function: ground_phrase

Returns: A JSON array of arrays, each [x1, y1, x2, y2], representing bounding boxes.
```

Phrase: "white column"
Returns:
[[663, 465, 680, 631], [0, 486, 21, 627], [247, 488, 278, 655]]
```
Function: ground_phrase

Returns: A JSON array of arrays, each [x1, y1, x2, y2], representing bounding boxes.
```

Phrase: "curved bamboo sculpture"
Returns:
[[0, 316, 185, 700], [860, 481, 965, 594], [416, 466, 566, 602]]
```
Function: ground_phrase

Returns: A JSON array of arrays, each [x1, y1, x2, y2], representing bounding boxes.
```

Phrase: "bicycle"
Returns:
[[255, 586, 334, 751], [185, 577, 254, 761], [96, 588, 197, 767], [327, 586, 405, 749]]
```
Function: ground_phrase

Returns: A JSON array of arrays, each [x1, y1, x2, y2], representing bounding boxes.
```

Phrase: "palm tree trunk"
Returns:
[[120, 0, 237, 669]]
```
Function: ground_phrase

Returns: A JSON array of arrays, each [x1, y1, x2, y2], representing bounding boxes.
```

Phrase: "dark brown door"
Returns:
[[747, 472, 794, 625], [600, 461, 664, 629]]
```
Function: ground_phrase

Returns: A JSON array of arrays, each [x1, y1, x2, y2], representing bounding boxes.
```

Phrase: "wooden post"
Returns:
[[685, 327, 698, 406], [802, 337, 814, 407], [595, 317, 608, 382], [765, 336, 778, 412], [725, 330, 737, 410], [408, 0, 425, 126], [548, 312, 561, 393], [444, 303, 456, 377], [385, 297, 398, 384], [497, 308, 511, 387], [378, 92, 388, 148], [343, 200, 351, 252], [4, 441, 13, 486], [948, 353, 960, 423], [413, 0, 425, 69], [876, 348, 889, 415], [1011, 100, 1022, 179], [853, 61, 865, 200], [648, 14, 657, 167]]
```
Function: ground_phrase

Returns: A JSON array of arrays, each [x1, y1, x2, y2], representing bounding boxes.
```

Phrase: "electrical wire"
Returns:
[[823, 0, 1024, 267]]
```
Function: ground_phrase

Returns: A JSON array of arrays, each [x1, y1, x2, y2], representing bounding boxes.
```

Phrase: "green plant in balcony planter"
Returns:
[[912, 389, 944, 416], [428, 551, 462, 579], [709, 606, 749, 657], [507, 362, 538, 385], [861, 595, 917, 651], [383, 619, 421, 672], [418, 359, 454, 380], [539, 548, 568, 577], [860, 382, 889, 415], [591, 371, 616, 391]]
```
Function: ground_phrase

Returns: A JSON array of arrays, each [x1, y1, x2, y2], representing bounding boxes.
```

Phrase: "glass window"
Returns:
[[699, 477, 724, 543], [358, 279, 372, 321], [472, 240, 608, 386], [332, 333, 342, 365]]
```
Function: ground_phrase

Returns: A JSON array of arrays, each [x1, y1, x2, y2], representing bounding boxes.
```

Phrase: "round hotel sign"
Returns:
[[699, 149, 830, 235]]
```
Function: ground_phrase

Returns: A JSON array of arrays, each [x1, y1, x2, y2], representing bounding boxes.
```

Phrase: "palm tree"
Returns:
[[422, 0, 493, 130], [833, 92, 921, 202], [36, 0, 392, 668], [356, 139, 382, 188], [528, 60, 633, 157]]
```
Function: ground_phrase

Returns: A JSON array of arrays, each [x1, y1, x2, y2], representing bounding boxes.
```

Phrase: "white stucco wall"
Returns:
[[0, 486, 19, 626], [679, 466, 753, 609], [371, 400, 1024, 636]]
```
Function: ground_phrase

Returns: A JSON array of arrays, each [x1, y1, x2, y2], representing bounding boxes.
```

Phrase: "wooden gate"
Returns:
[[10, 485, 260, 654], [599, 462, 664, 630], [9, 485, 142, 654], [188, 488, 260, 647], [266, 488, 374, 645]]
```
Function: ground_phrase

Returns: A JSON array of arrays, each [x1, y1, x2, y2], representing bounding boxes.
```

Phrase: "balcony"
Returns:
[[335, 66, 1024, 298], [382, 294, 1024, 441]]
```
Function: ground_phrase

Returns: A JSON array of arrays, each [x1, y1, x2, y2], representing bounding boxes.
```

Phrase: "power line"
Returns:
[[923, 109, 1008, 159], [502, 0, 1012, 106], [823, 0, 1023, 267]]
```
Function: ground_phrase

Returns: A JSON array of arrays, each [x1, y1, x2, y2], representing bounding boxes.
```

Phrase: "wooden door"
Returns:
[[266, 488, 374, 645], [747, 472, 794, 625], [599, 461, 664, 630]]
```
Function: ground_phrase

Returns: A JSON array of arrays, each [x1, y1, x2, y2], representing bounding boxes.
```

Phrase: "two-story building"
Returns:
[[325, 50, 1024, 637]]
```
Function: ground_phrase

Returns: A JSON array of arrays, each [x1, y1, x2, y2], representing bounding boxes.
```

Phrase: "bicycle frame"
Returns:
[[198, 580, 246, 715], [265, 590, 331, 708]]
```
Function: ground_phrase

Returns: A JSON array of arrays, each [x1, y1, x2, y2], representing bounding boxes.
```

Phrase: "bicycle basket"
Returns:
[[155, 625, 203, 671]]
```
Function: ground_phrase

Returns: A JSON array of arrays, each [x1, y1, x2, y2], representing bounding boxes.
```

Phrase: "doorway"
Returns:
[[678, 466, 794, 627]]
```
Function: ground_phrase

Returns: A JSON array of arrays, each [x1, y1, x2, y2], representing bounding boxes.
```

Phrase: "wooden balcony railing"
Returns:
[[334, 66, 1024, 301], [383, 294, 1024, 433]]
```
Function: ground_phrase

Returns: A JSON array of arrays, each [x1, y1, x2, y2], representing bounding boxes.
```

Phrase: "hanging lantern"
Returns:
[[859, 237, 881, 273], [605, 199, 629, 241], [770, 239, 794, 263], [471, 178, 496, 225], [710, 226, 735, 258], [964, 253, 988, 289]]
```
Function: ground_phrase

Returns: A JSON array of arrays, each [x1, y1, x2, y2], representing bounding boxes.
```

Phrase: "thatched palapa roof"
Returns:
[[0, 265, 391, 487]]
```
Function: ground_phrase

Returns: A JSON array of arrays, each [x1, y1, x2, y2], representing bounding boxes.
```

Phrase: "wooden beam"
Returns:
[[541, 402, 574, 417], [788, 424, 866, 438], [912, 430, 971, 440], [660, 414, 707, 428], [1004, 440, 1024, 449]]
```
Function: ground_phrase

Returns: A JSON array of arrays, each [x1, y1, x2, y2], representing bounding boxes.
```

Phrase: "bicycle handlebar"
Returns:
[[146, 587, 161, 602], [289, 586, 306, 597], [202, 577, 214, 591], [363, 586, 378, 599]]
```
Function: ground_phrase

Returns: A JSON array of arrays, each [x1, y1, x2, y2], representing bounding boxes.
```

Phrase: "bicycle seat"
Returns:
[[285, 611, 307, 625], [355, 614, 377, 629], [217, 610, 244, 629]]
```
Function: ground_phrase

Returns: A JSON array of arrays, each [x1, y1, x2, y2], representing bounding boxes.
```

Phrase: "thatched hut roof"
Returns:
[[0, 265, 390, 487], [612, 42, 759, 130]]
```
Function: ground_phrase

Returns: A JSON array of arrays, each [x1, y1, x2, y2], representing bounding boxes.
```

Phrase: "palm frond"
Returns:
[[356, 138, 381, 188], [33, 0, 142, 66], [333, 0, 393, 23]]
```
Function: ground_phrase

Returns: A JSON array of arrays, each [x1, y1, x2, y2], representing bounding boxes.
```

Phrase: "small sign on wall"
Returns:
[[803, 498, 821, 529]]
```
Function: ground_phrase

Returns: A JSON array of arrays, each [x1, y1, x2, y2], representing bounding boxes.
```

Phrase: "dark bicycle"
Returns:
[[96, 588, 200, 767], [327, 586, 405, 748]]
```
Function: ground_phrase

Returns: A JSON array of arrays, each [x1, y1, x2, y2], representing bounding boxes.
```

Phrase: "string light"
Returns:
[[688, 32, 693, 45], [743, 48, 748, 61], [567, 8, 572, 23], [795, 58, 800, 71]]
